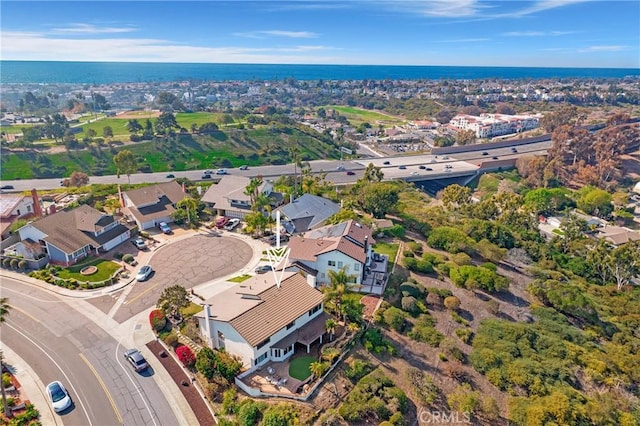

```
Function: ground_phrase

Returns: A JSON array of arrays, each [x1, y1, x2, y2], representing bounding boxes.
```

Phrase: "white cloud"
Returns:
[[234, 30, 319, 39], [0, 31, 340, 64], [384, 0, 482, 18], [504, 0, 592, 17], [51, 23, 136, 34], [502, 30, 577, 36], [579, 45, 628, 52]]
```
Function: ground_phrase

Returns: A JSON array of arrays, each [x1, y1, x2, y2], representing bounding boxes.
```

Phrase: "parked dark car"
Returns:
[[346, 171, 355, 175], [255, 265, 273, 274]]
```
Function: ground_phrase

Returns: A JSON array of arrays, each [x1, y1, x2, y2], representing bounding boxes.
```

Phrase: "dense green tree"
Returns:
[[262, 404, 300, 426], [156, 285, 191, 318], [125, 119, 143, 135], [113, 149, 137, 183], [441, 184, 471, 209], [577, 187, 612, 218], [358, 182, 399, 218], [360, 163, 384, 183], [102, 126, 113, 139]]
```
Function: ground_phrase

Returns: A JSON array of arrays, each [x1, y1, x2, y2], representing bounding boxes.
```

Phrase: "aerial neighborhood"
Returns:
[[1, 73, 640, 425]]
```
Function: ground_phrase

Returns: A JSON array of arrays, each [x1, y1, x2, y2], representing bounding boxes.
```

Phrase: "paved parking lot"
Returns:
[[112, 234, 253, 323]]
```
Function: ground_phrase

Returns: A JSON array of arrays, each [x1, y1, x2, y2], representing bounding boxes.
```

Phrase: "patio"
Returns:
[[361, 253, 388, 294], [239, 342, 321, 395]]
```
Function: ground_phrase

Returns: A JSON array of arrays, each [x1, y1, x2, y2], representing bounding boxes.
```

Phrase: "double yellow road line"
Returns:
[[79, 353, 123, 425]]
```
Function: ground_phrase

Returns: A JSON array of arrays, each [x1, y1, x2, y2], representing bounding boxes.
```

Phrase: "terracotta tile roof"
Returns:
[[287, 237, 338, 261], [200, 272, 324, 347]]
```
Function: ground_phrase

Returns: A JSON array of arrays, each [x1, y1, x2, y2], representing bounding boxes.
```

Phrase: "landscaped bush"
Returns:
[[122, 254, 134, 264], [2, 258, 11, 268], [344, 359, 373, 382], [203, 374, 230, 402], [406, 367, 439, 405], [399, 281, 425, 298], [401, 296, 419, 314], [163, 333, 179, 348], [176, 345, 196, 367], [196, 347, 243, 381], [113, 252, 124, 260], [382, 307, 407, 332], [408, 314, 444, 347], [449, 265, 509, 292], [262, 403, 300, 426], [441, 338, 465, 362], [221, 387, 238, 414], [406, 241, 423, 254], [363, 328, 395, 354], [338, 370, 407, 423], [236, 399, 265, 426], [149, 309, 167, 332], [10, 258, 19, 269], [455, 327, 474, 344], [18, 259, 27, 270], [452, 252, 472, 265], [195, 347, 217, 379], [2, 372, 12, 388], [444, 296, 461, 311]]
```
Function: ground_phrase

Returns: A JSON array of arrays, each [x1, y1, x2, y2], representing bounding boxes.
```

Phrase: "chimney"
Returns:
[[364, 235, 368, 254], [31, 189, 43, 217], [117, 185, 125, 208], [203, 304, 212, 346]]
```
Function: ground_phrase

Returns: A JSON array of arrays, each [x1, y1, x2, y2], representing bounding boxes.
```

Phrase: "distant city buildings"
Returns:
[[449, 113, 541, 138]]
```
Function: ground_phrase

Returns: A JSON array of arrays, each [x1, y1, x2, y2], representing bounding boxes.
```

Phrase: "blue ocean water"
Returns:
[[1, 61, 638, 84]]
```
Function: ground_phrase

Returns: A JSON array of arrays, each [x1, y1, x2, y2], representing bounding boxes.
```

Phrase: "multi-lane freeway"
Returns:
[[0, 138, 553, 191]]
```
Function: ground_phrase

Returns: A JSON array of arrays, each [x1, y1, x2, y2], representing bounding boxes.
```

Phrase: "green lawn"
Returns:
[[228, 274, 252, 283], [57, 258, 121, 282], [180, 302, 204, 317], [325, 105, 406, 127], [289, 356, 316, 380], [373, 242, 399, 271]]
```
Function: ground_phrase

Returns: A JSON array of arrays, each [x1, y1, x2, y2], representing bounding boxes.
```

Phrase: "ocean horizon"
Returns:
[[1, 61, 639, 84]]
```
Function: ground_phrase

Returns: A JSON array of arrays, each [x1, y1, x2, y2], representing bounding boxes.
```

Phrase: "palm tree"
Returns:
[[324, 268, 355, 323], [325, 318, 338, 341], [321, 347, 340, 364], [0, 298, 11, 418], [309, 361, 329, 379]]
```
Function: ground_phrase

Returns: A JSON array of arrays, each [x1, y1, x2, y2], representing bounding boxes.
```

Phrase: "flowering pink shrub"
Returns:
[[149, 309, 167, 332], [176, 345, 195, 366]]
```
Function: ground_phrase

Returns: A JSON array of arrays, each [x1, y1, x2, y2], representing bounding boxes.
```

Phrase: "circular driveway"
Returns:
[[113, 234, 252, 322]]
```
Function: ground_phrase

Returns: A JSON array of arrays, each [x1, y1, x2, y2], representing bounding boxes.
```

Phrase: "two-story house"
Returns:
[[201, 175, 282, 219], [285, 220, 388, 292], [122, 181, 188, 230], [0, 189, 42, 239], [17, 204, 131, 266], [195, 271, 328, 371]]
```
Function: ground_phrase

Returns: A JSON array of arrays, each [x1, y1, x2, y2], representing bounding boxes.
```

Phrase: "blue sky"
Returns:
[[1, 1, 638, 68]]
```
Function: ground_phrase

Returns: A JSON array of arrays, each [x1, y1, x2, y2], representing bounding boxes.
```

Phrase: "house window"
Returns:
[[337, 261, 343, 268], [286, 320, 295, 330], [354, 263, 360, 271], [328, 260, 336, 267], [256, 337, 270, 350], [254, 352, 268, 366], [26, 205, 32, 212], [272, 349, 281, 358], [308, 303, 321, 317]]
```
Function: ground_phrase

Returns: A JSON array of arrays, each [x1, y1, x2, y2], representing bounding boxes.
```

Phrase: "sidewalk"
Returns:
[[0, 225, 270, 425]]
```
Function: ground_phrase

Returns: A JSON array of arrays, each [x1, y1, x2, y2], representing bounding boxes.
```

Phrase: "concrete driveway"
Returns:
[[112, 234, 253, 323]]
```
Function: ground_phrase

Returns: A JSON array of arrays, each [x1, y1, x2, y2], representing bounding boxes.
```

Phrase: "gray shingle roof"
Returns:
[[273, 194, 340, 232]]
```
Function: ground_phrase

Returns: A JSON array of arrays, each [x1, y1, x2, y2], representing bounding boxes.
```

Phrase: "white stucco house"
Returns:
[[122, 181, 189, 230], [195, 272, 328, 371], [200, 175, 283, 219], [285, 220, 388, 294]]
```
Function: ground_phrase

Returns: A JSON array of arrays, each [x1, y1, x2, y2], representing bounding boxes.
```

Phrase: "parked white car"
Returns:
[[224, 218, 241, 231]]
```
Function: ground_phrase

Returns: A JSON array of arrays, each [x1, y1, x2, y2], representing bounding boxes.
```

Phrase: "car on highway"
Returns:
[[418, 165, 426, 169], [425, 167, 433, 171], [124, 348, 149, 372], [482, 151, 489, 156], [204, 169, 213, 175], [224, 218, 241, 231], [445, 164, 453, 169], [158, 221, 172, 234], [336, 164, 345, 171], [201, 174, 212, 179], [216, 169, 228, 175], [346, 171, 355, 175], [398, 165, 407, 170], [410, 171, 419, 176], [442, 156, 450, 160], [492, 156, 499, 160], [511, 147, 518, 153], [255, 265, 273, 274], [46, 381, 72, 413], [136, 265, 153, 281], [383, 161, 391, 165], [239, 165, 249, 170], [166, 174, 175, 178], [0, 185, 14, 190], [131, 238, 147, 250]]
